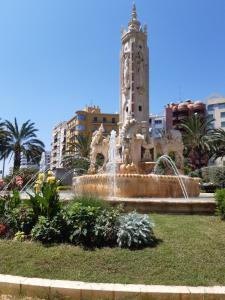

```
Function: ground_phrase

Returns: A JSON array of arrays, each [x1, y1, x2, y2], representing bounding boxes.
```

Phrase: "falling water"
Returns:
[[106, 130, 118, 197], [153, 155, 189, 200], [20, 168, 50, 192]]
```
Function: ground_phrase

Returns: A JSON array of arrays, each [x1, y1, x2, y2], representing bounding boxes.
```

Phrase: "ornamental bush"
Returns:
[[117, 212, 155, 249], [94, 207, 121, 247], [5, 207, 36, 235], [215, 189, 225, 220], [31, 214, 67, 244], [65, 202, 101, 247]]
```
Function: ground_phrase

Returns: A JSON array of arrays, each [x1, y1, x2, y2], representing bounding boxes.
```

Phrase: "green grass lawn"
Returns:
[[0, 214, 225, 286]]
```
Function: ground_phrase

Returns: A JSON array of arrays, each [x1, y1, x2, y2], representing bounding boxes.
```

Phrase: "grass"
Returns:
[[0, 214, 225, 286]]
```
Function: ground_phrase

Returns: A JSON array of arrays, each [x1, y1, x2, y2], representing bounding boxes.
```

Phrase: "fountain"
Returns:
[[73, 5, 200, 199]]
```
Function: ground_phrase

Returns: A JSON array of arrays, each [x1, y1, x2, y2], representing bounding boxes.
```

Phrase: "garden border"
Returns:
[[0, 274, 225, 299]]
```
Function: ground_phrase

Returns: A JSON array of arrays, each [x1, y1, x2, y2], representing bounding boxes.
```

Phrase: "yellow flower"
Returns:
[[47, 176, 56, 184], [38, 173, 45, 182], [36, 180, 42, 186], [34, 184, 40, 194], [47, 170, 54, 177]]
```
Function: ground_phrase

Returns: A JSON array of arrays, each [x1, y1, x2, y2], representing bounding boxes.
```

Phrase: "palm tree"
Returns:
[[180, 114, 214, 170], [0, 119, 8, 176], [63, 134, 91, 174], [3, 118, 45, 172], [210, 128, 225, 160]]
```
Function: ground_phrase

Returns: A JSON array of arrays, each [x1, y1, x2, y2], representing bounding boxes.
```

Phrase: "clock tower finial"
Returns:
[[132, 2, 137, 20], [128, 3, 140, 32]]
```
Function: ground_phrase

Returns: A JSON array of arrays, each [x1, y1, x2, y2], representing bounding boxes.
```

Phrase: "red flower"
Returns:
[[0, 224, 7, 236]]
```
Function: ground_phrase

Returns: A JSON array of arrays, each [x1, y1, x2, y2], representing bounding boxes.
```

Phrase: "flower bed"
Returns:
[[0, 172, 156, 249]]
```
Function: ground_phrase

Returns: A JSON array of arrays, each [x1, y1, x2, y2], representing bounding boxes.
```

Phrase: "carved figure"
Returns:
[[136, 50, 144, 88], [88, 125, 110, 174], [123, 53, 130, 89]]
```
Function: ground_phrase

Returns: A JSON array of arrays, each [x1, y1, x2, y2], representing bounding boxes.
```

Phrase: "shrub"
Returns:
[[65, 202, 102, 247], [117, 212, 155, 249], [94, 207, 121, 247], [5, 207, 36, 235], [215, 189, 225, 220], [31, 214, 67, 244]]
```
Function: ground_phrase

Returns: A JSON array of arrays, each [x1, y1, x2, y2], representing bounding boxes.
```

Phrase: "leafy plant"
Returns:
[[65, 202, 101, 247], [4, 189, 21, 211], [94, 207, 121, 247], [117, 212, 155, 249], [29, 172, 61, 219], [5, 207, 36, 234], [215, 189, 225, 220], [31, 215, 66, 244]]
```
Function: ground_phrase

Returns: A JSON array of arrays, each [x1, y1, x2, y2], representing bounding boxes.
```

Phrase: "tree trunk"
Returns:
[[2, 156, 5, 177], [13, 150, 21, 173]]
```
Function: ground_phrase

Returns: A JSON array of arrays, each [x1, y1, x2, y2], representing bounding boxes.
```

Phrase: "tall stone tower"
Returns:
[[119, 4, 149, 133]]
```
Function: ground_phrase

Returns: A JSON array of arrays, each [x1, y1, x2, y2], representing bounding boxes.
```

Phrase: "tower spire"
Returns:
[[128, 3, 140, 32], [132, 2, 137, 20]]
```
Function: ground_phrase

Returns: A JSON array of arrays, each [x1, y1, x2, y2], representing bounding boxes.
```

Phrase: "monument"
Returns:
[[73, 5, 200, 198]]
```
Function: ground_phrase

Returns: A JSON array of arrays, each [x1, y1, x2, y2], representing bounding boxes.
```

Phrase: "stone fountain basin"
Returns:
[[73, 174, 200, 198]]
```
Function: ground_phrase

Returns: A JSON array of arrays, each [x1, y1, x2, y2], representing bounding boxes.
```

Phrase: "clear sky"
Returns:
[[0, 0, 225, 172]]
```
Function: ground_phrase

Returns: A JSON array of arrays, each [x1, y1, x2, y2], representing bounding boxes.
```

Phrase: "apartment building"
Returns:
[[206, 95, 225, 166], [207, 96, 225, 129], [165, 99, 206, 131], [50, 122, 67, 170], [149, 114, 166, 137], [66, 106, 119, 153]]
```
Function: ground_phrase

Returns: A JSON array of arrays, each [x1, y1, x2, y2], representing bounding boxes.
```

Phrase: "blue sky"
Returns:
[[0, 0, 225, 171]]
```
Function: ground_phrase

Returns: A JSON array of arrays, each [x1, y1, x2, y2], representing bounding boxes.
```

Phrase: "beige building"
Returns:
[[207, 95, 225, 129], [207, 95, 225, 166], [66, 106, 119, 153], [50, 121, 67, 170]]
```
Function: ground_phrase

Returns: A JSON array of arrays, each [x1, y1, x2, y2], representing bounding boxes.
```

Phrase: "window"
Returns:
[[112, 118, 116, 124], [126, 107, 128, 112], [155, 120, 162, 125], [207, 104, 215, 111], [92, 117, 98, 123], [76, 125, 85, 131], [221, 121, 225, 128], [103, 117, 107, 123], [77, 115, 85, 121], [138, 105, 142, 111], [221, 112, 225, 118], [219, 103, 225, 109], [208, 114, 214, 120]]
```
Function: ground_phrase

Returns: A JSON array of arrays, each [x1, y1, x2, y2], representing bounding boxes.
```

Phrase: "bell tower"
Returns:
[[119, 4, 149, 132]]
